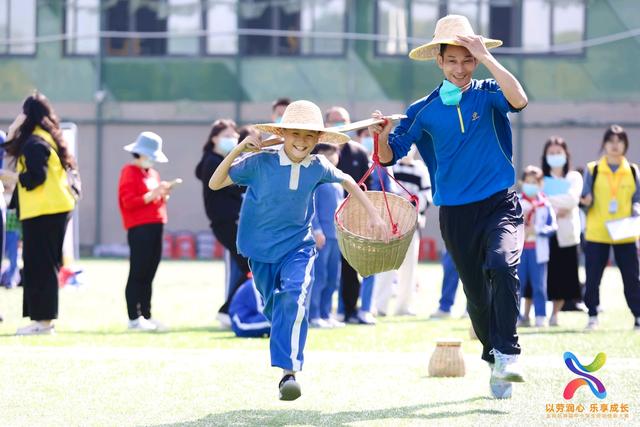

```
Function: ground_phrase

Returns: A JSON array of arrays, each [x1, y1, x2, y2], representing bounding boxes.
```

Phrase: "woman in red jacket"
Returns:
[[118, 131, 173, 331]]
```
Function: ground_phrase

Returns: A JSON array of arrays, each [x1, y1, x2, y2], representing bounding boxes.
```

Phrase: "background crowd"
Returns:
[[0, 93, 638, 335]]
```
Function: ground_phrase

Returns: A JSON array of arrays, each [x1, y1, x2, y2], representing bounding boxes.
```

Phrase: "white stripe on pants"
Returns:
[[290, 251, 316, 371]]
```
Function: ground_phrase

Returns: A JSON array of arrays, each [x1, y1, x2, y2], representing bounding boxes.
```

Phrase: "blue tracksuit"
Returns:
[[229, 148, 347, 370], [310, 182, 343, 320], [438, 250, 460, 312], [229, 279, 271, 338]]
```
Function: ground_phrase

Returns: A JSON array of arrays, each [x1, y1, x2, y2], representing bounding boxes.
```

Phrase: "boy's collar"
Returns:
[[278, 146, 312, 168]]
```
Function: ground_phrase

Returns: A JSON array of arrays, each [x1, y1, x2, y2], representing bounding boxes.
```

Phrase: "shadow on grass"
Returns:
[[515, 328, 590, 336], [0, 326, 236, 338], [450, 325, 633, 336], [379, 316, 468, 325], [155, 397, 504, 426]]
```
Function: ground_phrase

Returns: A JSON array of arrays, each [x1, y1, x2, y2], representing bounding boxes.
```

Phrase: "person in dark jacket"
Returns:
[[3, 92, 77, 335], [195, 119, 251, 327]]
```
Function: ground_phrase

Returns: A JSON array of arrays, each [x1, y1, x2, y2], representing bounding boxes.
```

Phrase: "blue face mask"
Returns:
[[361, 136, 374, 153], [522, 183, 539, 197], [218, 137, 238, 155], [274, 116, 283, 124], [331, 121, 346, 128], [439, 79, 463, 106], [546, 153, 567, 168]]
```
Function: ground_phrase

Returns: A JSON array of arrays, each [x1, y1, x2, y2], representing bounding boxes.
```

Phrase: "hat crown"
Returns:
[[280, 100, 325, 128], [134, 131, 162, 152], [433, 15, 475, 40], [124, 131, 168, 162], [409, 13, 501, 60]]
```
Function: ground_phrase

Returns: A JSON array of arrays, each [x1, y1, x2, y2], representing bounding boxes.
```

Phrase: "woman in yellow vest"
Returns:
[[580, 125, 640, 331], [3, 92, 76, 335]]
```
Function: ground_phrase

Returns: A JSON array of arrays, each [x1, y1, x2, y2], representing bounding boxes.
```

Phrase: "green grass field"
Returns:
[[1, 260, 638, 426]]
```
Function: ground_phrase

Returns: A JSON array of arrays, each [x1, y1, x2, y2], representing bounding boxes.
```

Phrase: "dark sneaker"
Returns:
[[278, 374, 301, 401]]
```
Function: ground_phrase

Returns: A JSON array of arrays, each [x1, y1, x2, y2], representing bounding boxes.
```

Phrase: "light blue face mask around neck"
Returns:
[[218, 137, 238, 155], [522, 183, 539, 197], [439, 79, 463, 106]]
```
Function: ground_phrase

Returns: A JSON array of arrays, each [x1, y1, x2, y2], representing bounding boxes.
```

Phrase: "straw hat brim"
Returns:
[[254, 123, 350, 145], [409, 38, 502, 61]]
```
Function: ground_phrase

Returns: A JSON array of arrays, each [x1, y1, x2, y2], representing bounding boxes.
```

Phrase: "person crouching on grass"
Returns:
[[209, 100, 388, 401]]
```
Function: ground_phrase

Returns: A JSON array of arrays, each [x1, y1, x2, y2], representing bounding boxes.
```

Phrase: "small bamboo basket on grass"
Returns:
[[428, 339, 466, 377]]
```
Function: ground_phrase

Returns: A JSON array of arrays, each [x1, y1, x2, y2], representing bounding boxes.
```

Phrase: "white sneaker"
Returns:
[[357, 310, 377, 325], [517, 317, 530, 327], [488, 363, 512, 399], [395, 308, 417, 316], [535, 316, 546, 327], [333, 313, 345, 322], [585, 316, 599, 331], [216, 312, 231, 329], [490, 349, 524, 383], [429, 309, 451, 319], [16, 321, 55, 336], [326, 317, 345, 328], [128, 316, 157, 331], [309, 318, 332, 328], [549, 315, 559, 327], [147, 318, 167, 332]]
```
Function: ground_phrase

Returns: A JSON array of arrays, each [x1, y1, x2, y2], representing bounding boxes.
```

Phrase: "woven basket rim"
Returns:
[[335, 191, 417, 242]]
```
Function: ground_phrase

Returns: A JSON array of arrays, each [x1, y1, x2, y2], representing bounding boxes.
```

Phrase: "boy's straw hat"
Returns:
[[254, 100, 349, 145], [409, 14, 502, 61]]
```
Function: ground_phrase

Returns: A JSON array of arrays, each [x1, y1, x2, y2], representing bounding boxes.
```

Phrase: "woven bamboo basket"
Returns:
[[335, 191, 417, 277], [428, 339, 466, 377]]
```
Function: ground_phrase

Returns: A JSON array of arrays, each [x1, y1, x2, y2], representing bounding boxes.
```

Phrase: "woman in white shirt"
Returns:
[[541, 137, 583, 326]]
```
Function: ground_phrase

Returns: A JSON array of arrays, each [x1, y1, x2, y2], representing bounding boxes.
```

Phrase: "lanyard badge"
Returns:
[[606, 170, 623, 214]]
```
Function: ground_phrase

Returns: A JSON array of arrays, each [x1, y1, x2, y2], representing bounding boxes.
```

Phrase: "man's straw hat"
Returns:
[[409, 14, 502, 61], [254, 100, 349, 145]]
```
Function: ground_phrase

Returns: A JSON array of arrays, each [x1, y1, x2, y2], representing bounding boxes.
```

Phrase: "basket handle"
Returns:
[[335, 119, 419, 236], [372, 121, 399, 235]]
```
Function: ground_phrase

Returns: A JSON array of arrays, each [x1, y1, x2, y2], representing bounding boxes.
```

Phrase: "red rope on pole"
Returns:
[[334, 118, 418, 234], [372, 120, 400, 235]]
